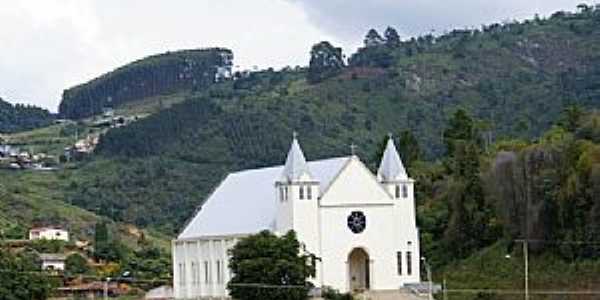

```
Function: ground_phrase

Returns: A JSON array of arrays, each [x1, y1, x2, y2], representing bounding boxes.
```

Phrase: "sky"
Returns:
[[0, 0, 591, 112]]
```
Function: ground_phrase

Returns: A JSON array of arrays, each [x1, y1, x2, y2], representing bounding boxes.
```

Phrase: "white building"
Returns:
[[172, 136, 420, 299], [39, 253, 66, 271], [29, 227, 69, 242]]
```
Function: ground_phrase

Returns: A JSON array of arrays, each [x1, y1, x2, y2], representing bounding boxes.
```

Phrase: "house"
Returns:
[[39, 253, 66, 271], [29, 227, 69, 242], [172, 136, 420, 299]]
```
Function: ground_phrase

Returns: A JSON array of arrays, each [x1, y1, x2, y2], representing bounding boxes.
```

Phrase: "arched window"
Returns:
[[279, 187, 284, 202], [299, 186, 305, 200], [395, 185, 400, 198], [402, 185, 408, 198], [307, 185, 312, 200]]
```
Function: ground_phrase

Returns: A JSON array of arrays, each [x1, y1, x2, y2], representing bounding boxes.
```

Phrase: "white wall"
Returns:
[[318, 157, 420, 292], [41, 260, 65, 271], [29, 228, 69, 242], [173, 237, 238, 299]]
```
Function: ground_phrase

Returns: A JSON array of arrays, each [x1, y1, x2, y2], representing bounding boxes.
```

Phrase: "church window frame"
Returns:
[[299, 185, 305, 200], [395, 185, 400, 198], [190, 262, 197, 286], [279, 187, 284, 202], [307, 185, 312, 200], [204, 260, 210, 284], [284, 186, 289, 202], [347, 211, 367, 234], [406, 251, 412, 275], [397, 251, 402, 275], [402, 184, 408, 198], [216, 260, 222, 284], [179, 263, 186, 286]]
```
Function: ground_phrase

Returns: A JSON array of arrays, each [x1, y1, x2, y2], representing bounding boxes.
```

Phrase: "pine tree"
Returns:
[[364, 29, 385, 47], [384, 27, 401, 46], [307, 41, 345, 84]]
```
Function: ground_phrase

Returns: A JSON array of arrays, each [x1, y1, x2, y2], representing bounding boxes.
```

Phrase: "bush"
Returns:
[[65, 253, 90, 275], [322, 286, 354, 300]]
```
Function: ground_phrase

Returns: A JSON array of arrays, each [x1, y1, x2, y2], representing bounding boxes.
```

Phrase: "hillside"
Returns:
[[0, 97, 54, 134], [59, 7, 600, 235], [58, 48, 233, 119]]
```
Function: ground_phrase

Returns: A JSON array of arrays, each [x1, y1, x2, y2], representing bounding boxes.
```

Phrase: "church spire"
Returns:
[[377, 135, 408, 182], [281, 132, 311, 182]]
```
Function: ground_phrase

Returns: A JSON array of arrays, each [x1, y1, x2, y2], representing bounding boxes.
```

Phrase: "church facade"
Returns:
[[172, 136, 420, 299]]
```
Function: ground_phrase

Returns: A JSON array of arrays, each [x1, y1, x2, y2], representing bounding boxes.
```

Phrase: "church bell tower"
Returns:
[[377, 136, 416, 227], [275, 134, 321, 261]]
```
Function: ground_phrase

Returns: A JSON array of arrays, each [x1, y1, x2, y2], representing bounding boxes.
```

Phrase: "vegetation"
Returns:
[[58, 48, 233, 119], [65, 253, 90, 275], [227, 230, 315, 300], [0, 248, 57, 300], [0, 97, 54, 133]]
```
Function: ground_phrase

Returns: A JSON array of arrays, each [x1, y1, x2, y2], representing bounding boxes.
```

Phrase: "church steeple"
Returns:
[[281, 133, 311, 182], [377, 136, 408, 182]]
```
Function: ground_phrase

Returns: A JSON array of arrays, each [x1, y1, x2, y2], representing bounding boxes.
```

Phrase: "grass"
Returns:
[[440, 242, 600, 300], [0, 169, 171, 251], [114, 90, 192, 117]]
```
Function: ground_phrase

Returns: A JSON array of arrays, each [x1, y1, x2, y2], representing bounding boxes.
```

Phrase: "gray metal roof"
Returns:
[[377, 137, 408, 181], [178, 156, 350, 239]]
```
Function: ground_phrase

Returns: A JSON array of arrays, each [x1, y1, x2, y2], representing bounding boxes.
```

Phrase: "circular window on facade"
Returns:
[[347, 211, 366, 234]]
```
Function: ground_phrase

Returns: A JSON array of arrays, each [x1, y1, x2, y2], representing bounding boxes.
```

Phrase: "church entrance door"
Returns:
[[348, 248, 370, 291]]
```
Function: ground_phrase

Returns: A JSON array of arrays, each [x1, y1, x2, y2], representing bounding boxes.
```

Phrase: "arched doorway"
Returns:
[[348, 248, 370, 291]]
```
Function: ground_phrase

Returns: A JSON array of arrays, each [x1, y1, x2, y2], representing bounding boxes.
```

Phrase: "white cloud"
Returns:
[[288, 0, 591, 38], [0, 0, 333, 111]]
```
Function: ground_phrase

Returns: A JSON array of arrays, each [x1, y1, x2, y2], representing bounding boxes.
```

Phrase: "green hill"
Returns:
[[60, 7, 600, 235], [58, 48, 233, 119], [0, 97, 54, 134]]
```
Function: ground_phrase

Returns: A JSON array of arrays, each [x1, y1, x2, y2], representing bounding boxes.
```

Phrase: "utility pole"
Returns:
[[524, 240, 529, 300], [421, 257, 433, 300], [104, 277, 111, 300], [443, 277, 447, 300]]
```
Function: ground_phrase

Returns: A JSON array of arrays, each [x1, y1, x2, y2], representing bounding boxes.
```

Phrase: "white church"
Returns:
[[172, 136, 421, 299]]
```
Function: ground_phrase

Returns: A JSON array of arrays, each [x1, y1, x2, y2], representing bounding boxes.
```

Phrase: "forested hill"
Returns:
[[98, 7, 600, 160], [0, 97, 54, 134], [58, 48, 233, 119], [64, 6, 600, 234]]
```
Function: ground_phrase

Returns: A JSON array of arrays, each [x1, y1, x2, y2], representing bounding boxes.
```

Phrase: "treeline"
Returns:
[[58, 48, 233, 119], [0, 97, 54, 133], [416, 108, 600, 267]]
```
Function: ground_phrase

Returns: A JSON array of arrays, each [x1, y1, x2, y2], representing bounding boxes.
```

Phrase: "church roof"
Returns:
[[178, 156, 350, 239], [280, 137, 311, 182], [377, 137, 408, 181]]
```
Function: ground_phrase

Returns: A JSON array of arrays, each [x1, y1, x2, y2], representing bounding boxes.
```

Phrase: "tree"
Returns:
[[443, 109, 478, 156], [364, 29, 385, 47], [384, 27, 401, 46], [94, 222, 125, 262], [559, 105, 583, 132], [307, 41, 345, 84], [398, 130, 422, 169], [0, 249, 55, 300], [65, 253, 90, 275], [227, 230, 316, 300]]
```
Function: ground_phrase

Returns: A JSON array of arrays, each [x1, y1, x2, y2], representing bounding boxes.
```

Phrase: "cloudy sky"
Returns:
[[0, 0, 590, 111]]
